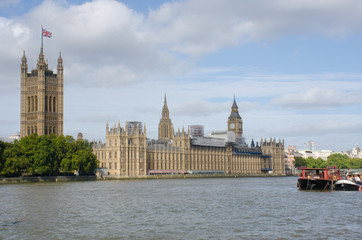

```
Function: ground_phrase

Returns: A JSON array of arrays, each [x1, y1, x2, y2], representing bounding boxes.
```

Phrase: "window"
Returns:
[[31, 96, 34, 112], [109, 139, 112, 146], [49, 96, 52, 112], [109, 152, 111, 158], [53, 97, 56, 112], [28, 97, 30, 112], [45, 96, 48, 111], [115, 152, 117, 158], [115, 139, 117, 146], [115, 162, 117, 169], [109, 162, 112, 169], [35, 96, 38, 111], [53, 126, 56, 134]]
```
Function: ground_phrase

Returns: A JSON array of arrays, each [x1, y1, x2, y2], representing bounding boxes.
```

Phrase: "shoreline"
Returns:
[[0, 173, 291, 184]]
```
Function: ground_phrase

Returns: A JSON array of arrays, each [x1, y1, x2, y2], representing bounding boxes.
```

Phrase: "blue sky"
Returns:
[[1, 0, 362, 151]]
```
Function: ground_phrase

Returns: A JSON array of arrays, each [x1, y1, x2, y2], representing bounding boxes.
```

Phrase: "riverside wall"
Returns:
[[0, 173, 286, 184], [0, 175, 97, 184]]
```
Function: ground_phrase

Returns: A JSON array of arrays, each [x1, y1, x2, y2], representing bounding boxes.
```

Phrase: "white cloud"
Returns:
[[146, 0, 362, 55], [273, 87, 362, 109], [1, 0, 362, 151]]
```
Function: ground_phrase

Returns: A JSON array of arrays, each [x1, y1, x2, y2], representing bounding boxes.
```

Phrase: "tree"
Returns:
[[0, 134, 98, 177], [294, 156, 307, 167]]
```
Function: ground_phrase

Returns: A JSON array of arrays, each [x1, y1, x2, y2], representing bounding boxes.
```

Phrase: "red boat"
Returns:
[[297, 167, 342, 190]]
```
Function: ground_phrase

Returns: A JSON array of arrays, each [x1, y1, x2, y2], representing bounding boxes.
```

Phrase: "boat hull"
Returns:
[[335, 180, 361, 191], [298, 178, 335, 190]]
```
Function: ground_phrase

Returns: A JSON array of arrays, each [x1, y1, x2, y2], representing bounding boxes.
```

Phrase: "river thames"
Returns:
[[0, 177, 361, 240]]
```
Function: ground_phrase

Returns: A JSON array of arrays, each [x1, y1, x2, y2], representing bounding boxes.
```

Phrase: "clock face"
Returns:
[[230, 123, 235, 129]]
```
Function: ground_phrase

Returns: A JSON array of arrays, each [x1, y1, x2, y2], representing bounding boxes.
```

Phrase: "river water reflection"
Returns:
[[1, 177, 361, 239]]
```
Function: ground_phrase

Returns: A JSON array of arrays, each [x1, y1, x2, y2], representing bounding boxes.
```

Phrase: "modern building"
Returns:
[[93, 96, 285, 177], [288, 145, 334, 161], [20, 48, 64, 138]]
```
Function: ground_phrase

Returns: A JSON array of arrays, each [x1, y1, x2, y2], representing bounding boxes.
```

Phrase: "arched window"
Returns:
[[31, 96, 34, 112], [53, 97, 56, 112], [45, 96, 48, 112], [49, 126, 52, 135], [28, 126, 30, 135], [35, 96, 38, 111], [53, 126, 56, 134], [28, 97, 30, 112], [45, 127, 47, 135], [49, 96, 52, 112], [31, 126, 33, 134], [35, 126, 37, 133]]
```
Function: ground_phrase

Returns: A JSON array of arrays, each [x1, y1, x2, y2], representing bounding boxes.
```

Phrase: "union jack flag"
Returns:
[[42, 28, 52, 38]]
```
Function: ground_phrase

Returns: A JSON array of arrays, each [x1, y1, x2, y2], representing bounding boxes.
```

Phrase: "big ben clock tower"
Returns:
[[227, 96, 243, 141]]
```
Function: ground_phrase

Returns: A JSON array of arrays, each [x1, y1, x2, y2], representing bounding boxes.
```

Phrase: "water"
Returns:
[[0, 177, 361, 240]]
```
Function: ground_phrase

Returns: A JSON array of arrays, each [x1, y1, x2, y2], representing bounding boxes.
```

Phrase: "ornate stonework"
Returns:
[[93, 96, 285, 176], [158, 94, 174, 141], [20, 50, 63, 137]]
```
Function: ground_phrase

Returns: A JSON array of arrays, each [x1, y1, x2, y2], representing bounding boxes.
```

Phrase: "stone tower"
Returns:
[[20, 49, 64, 138], [227, 96, 243, 140], [158, 94, 174, 141]]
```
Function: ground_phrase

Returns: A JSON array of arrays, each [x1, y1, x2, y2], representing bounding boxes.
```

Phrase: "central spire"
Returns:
[[158, 94, 174, 141]]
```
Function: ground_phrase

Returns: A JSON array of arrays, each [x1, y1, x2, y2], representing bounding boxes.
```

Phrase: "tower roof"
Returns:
[[232, 95, 238, 108], [229, 96, 241, 119]]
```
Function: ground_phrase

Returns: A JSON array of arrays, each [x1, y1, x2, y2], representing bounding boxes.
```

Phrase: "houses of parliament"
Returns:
[[20, 50, 284, 177], [93, 96, 285, 176]]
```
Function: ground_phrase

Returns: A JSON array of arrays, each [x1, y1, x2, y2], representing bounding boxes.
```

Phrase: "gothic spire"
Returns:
[[232, 94, 238, 109], [229, 95, 241, 119], [21, 50, 27, 67]]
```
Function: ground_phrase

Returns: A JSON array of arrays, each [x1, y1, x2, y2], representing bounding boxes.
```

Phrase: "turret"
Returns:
[[57, 51, 63, 74], [37, 48, 47, 71], [21, 50, 27, 73]]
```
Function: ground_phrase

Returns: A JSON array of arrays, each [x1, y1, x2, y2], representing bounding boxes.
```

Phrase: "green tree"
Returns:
[[1, 141, 24, 177], [326, 153, 350, 169], [0, 134, 98, 177], [294, 156, 307, 167]]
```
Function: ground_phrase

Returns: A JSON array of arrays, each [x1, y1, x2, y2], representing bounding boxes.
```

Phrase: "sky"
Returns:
[[1, 0, 362, 152]]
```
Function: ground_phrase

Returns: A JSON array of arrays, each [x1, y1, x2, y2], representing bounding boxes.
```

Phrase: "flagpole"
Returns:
[[41, 25, 43, 54]]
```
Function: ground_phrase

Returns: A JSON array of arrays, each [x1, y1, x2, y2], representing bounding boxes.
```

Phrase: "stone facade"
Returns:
[[20, 49, 63, 138], [93, 97, 285, 176]]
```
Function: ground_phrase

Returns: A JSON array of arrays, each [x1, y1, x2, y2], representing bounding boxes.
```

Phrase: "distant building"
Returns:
[[77, 133, 83, 141], [93, 96, 285, 177], [189, 125, 204, 138], [288, 144, 334, 161], [348, 145, 362, 158], [9, 132, 20, 141], [0, 132, 21, 143], [20, 48, 64, 138], [308, 140, 315, 151]]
